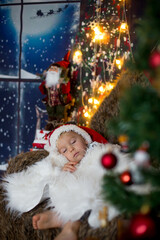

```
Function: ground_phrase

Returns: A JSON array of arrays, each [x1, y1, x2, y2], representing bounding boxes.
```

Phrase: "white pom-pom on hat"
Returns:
[[45, 124, 92, 154]]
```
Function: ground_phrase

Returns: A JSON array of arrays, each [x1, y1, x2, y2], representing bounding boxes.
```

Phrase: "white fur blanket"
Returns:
[[2, 143, 132, 228]]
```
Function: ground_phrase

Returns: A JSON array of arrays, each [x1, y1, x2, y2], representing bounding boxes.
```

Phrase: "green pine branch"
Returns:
[[102, 173, 160, 216]]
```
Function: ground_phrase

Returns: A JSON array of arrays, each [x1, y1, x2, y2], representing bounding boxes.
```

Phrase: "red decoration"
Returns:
[[44, 134, 48, 140], [120, 170, 133, 185], [101, 152, 117, 169], [80, 126, 108, 144], [116, 4, 121, 17], [129, 214, 156, 239], [149, 51, 160, 68]]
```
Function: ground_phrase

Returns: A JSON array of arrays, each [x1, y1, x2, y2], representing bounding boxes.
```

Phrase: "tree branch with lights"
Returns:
[[100, 0, 160, 239], [71, 0, 132, 126]]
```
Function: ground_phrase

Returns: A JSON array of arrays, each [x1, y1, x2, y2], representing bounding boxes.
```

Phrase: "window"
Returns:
[[0, 0, 80, 163]]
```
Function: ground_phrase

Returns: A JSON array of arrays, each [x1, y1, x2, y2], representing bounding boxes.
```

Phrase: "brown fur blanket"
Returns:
[[0, 150, 119, 240], [89, 69, 150, 143]]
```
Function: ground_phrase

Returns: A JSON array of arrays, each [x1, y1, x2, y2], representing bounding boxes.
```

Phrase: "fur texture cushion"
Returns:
[[0, 150, 119, 240], [89, 69, 150, 142]]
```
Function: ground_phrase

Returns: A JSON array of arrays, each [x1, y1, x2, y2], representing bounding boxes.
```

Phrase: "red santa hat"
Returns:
[[45, 124, 107, 154], [49, 50, 70, 69]]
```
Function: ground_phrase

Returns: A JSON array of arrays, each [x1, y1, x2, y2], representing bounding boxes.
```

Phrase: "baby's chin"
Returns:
[[72, 158, 82, 165], [71, 152, 85, 164], [72, 160, 80, 165]]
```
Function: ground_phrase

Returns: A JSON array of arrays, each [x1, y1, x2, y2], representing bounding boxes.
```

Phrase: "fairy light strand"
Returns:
[[73, 0, 134, 123]]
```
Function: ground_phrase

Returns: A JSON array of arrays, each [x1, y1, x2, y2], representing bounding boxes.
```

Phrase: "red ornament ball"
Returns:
[[120, 170, 133, 185], [149, 51, 160, 68], [129, 214, 156, 239], [101, 152, 117, 169]]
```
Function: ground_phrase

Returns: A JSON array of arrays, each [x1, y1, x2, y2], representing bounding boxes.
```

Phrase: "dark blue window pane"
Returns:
[[0, 5, 20, 77], [0, 82, 18, 162], [19, 82, 48, 153], [23, 0, 78, 2], [0, 0, 20, 4], [21, 3, 80, 77]]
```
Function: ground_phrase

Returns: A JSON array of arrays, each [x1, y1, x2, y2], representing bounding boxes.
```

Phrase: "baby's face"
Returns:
[[57, 131, 88, 163]]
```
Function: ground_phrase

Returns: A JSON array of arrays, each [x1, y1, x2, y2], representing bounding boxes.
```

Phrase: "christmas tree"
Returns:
[[101, 0, 160, 239], [71, 0, 132, 126]]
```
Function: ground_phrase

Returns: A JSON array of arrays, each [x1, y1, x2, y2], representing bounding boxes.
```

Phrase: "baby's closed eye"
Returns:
[[61, 148, 67, 153], [71, 138, 76, 144]]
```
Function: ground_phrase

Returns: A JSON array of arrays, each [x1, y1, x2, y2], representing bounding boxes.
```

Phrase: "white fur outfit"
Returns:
[[2, 142, 132, 228]]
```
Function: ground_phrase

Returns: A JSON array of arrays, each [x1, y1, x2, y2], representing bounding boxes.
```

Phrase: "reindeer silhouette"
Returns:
[[36, 10, 44, 17]]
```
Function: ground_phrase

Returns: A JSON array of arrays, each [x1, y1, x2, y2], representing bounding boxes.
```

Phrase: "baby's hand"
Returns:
[[62, 161, 77, 173]]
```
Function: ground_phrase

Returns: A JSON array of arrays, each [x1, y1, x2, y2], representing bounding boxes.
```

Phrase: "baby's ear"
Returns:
[[85, 140, 89, 145]]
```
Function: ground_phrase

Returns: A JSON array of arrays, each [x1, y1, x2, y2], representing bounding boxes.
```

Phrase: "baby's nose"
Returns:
[[69, 145, 74, 151]]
